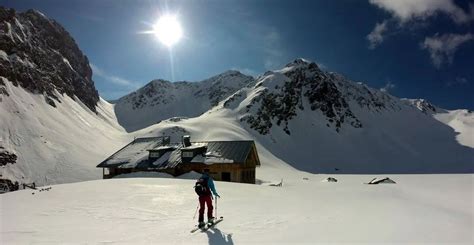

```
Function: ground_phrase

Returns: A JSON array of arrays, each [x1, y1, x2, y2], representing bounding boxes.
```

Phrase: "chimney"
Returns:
[[183, 135, 191, 147]]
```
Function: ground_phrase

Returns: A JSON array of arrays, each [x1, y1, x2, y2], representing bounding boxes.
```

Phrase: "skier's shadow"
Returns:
[[205, 227, 234, 245]]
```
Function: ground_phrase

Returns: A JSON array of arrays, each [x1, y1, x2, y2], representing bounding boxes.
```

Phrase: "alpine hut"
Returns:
[[97, 136, 260, 184]]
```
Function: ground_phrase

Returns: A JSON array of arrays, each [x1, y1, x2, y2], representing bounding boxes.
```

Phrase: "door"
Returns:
[[221, 172, 231, 182]]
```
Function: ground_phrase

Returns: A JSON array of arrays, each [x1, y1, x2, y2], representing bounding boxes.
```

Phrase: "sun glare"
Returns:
[[153, 14, 183, 47]]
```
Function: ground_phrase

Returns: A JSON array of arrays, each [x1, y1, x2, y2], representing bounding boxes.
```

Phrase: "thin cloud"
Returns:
[[222, 3, 287, 71], [90, 63, 140, 89], [262, 29, 285, 70], [421, 33, 474, 68], [367, 20, 388, 49], [316, 61, 327, 70], [76, 13, 105, 22], [380, 81, 396, 93], [446, 77, 469, 87]]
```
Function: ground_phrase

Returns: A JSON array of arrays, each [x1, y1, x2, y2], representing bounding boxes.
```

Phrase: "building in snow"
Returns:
[[96, 136, 261, 184]]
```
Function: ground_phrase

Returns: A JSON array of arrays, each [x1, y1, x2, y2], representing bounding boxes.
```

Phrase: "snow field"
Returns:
[[1, 174, 472, 244]]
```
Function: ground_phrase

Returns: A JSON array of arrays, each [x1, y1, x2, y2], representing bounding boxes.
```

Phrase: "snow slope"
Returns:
[[434, 109, 474, 148], [233, 61, 474, 173], [114, 70, 255, 132], [0, 77, 131, 186], [1, 174, 472, 244]]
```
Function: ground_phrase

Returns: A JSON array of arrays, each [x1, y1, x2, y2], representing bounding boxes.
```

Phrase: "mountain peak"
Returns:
[[285, 58, 313, 67], [201, 70, 254, 87], [25, 9, 48, 19], [279, 58, 320, 74], [149, 79, 171, 85], [206, 70, 249, 81], [220, 70, 243, 76]]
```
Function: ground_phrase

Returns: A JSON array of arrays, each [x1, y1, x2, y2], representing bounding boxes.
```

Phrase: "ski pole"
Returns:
[[193, 203, 199, 220], [215, 196, 218, 218]]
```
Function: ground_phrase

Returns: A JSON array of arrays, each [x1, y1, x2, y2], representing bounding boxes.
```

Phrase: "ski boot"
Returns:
[[207, 217, 215, 225], [198, 221, 206, 229]]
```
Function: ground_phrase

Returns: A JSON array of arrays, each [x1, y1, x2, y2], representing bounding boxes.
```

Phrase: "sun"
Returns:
[[153, 14, 183, 47]]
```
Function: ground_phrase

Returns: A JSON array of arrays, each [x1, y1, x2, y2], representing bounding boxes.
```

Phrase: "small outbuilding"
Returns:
[[366, 177, 396, 184], [97, 136, 261, 184]]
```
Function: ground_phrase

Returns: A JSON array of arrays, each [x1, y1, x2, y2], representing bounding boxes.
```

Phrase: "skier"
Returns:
[[195, 169, 220, 228]]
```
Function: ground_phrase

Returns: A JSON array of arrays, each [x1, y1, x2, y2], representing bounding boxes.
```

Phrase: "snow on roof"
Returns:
[[322, 177, 338, 183], [367, 177, 396, 184], [190, 153, 234, 164], [97, 137, 165, 168], [203, 156, 234, 164], [98, 138, 255, 169], [150, 146, 177, 151], [196, 151, 234, 163], [181, 143, 207, 150]]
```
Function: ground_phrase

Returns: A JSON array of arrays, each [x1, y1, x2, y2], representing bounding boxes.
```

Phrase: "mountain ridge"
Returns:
[[114, 70, 255, 131]]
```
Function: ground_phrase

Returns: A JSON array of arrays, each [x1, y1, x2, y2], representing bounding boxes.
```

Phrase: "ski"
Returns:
[[190, 226, 203, 233], [190, 216, 224, 233], [200, 216, 223, 232]]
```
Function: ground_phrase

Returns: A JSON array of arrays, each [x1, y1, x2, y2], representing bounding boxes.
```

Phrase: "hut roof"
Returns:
[[97, 137, 256, 169], [97, 137, 164, 168]]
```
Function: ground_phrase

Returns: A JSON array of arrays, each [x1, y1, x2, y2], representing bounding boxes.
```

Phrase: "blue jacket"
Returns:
[[201, 173, 219, 197]]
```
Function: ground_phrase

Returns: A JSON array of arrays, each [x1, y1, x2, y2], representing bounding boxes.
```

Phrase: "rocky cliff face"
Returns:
[[0, 7, 99, 112], [241, 59, 398, 135]]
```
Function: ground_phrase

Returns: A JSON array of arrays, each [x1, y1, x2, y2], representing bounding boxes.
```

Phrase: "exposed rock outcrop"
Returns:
[[0, 7, 99, 112]]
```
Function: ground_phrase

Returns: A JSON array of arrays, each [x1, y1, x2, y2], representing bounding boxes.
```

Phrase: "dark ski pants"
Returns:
[[198, 195, 213, 222]]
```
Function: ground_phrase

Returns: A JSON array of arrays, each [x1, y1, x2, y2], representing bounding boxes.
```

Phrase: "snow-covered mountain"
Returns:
[[0, 7, 99, 112], [137, 58, 473, 174], [0, 8, 129, 186], [234, 59, 474, 173], [0, 77, 130, 186], [114, 70, 255, 131], [402, 98, 443, 114], [0, 9, 472, 188]]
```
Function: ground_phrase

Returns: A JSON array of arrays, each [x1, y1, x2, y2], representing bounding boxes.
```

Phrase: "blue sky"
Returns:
[[3, 0, 474, 109]]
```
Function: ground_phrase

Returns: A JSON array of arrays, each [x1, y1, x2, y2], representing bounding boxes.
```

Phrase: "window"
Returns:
[[182, 151, 194, 158], [149, 152, 161, 158]]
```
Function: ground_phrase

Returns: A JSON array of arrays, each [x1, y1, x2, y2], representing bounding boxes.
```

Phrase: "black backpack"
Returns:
[[194, 176, 209, 196]]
